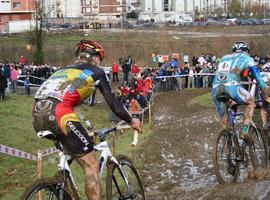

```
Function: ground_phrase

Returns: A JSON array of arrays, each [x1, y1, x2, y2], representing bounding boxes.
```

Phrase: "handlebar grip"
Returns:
[[131, 130, 139, 147]]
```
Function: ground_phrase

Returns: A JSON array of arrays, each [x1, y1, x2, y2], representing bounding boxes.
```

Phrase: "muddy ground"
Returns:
[[138, 89, 270, 200]]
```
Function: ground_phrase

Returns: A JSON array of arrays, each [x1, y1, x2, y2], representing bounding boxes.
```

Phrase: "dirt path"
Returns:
[[138, 89, 270, 200]]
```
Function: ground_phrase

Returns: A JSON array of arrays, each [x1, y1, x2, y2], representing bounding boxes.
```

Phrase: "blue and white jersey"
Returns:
[[212, 53, 266, 89]]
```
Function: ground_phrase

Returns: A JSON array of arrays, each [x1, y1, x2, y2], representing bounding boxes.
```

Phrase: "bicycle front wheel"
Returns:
[[212, 129, 240, 184], [249, 125, 268, 170], [21, 178, 73, 200], [106, 155, 146, 200]]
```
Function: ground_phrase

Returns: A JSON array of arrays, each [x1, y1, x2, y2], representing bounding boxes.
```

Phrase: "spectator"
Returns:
[[183, 53, 189, 66], [24, 76, 31, 95], [192, 56, 198, 67], [0, 65, 7, 101], [201, 63, 210, 88], [182, 64, 189, 88], [4, 63, 11, 92], [122, 62, 131, 83], [136, 90, 148, 109], [112, 62, 119, 82], [131, 63, 140, 76], [187, 66, 195, 88], [198, 54, 206, 66], [263, 57, 270, 70], [10, 65, 18, 93]]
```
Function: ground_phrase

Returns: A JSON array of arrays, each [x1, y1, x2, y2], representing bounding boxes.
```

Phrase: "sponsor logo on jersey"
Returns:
[[67, 122, 89, 150], [79, 70, 94, 81]]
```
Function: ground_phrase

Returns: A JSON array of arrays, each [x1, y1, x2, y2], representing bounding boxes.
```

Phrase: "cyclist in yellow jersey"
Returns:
[[33, 40, 141, 200]]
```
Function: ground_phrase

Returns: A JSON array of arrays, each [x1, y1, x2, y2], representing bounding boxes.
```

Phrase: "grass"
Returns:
[[0, 93, 152, 200], [187, 92, 213, 108], [0, 27, 270, 66]]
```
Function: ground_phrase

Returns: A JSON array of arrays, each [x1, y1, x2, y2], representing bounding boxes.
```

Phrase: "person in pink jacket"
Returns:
[[10, 65, 18, 93]]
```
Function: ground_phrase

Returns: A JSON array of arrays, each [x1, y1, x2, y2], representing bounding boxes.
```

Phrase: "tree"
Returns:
[[228, 0, 241, 17], [33, 0, 44, 65]]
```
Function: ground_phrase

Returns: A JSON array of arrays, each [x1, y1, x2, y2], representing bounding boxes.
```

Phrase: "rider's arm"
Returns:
[[96, 69, 132, 123], [249, 66, 269, 98], [249, 66, 267, 90]]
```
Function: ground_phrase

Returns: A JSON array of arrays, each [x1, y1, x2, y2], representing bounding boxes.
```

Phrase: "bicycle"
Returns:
[[21, 120, 146, 200], [212, 95, 268, 184]]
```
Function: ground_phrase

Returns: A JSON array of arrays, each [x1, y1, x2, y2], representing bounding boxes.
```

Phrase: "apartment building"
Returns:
[[81, 0, 127, 20], [140, 0, 270, 14], [0, 0, 35, 30]]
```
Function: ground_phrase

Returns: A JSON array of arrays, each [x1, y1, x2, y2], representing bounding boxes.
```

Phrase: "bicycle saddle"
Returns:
[[37, 131, 57, 140]]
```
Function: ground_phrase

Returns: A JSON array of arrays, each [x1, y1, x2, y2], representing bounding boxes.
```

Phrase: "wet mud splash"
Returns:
[[138, 89, 270, 199]]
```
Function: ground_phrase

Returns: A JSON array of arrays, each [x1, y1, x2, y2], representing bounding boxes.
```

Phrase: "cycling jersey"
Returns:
[[35, 64, 132, 123], [33, 63, 132, 157], [212, 53, 266, 89]]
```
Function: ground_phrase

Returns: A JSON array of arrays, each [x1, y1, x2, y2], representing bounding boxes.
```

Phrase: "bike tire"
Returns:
[[106, 154, 146, 200], [249, 125, 268, 170], [21, 178, 73, 200], [212, 129, 240, 184]]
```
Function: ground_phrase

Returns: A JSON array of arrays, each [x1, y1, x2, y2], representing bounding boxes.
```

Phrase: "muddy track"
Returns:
[[138, 89, 270, 200]]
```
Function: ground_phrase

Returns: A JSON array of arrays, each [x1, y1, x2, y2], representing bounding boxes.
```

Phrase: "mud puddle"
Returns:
[[138, 89, 270, 199]]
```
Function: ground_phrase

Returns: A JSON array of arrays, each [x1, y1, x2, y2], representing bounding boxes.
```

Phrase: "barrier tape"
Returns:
[[41, 147, 58, 157], [17, 79, 42, 87], [0, 144, 37, 161], [156, 73, 215, 79], [0, 144, 59, 161]]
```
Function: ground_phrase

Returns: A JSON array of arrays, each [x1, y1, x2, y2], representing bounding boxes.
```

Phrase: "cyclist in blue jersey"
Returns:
[[212, 41, 270, 145]]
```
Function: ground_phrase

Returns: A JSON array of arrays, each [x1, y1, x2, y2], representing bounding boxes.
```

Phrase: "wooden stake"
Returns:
[[149, 104, 152, 124], [37, 150, 42, 179], [37, 150, 43, 200], [112, 133, 116, 155]]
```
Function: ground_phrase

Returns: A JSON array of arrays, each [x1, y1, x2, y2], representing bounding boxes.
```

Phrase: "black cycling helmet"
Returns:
[[232, 41, 250, 53]]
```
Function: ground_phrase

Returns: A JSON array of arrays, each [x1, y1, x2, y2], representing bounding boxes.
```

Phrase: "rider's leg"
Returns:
[[77, 152, 101, 200], [226, 85, 255, 145], [212, 85, 229, 129]]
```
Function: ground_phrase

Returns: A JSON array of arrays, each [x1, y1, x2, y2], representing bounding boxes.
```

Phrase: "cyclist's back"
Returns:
[[212, 53, 255, 88]]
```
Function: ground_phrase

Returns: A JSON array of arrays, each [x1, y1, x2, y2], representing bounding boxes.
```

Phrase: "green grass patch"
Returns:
[[187, 92, 213, 108], [0, 94, 152, 200]]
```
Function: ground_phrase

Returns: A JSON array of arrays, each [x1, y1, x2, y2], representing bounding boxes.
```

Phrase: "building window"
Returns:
[[13, 2, 21, 8]]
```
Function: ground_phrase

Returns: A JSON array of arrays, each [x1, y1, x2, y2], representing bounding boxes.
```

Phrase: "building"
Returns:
[[0, 0, 35, 30], [139, 0, 270, 14], [42, 0, 128, 21], [42, 0, 81, 18], [81, 0, 128, 21]]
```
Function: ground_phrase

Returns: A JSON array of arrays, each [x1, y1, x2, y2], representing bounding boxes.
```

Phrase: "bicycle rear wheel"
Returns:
[[106, 155, 146, 200], [249, 125, 268, 170], [212, 129, 240, 184], [21, 178, 73, 200]]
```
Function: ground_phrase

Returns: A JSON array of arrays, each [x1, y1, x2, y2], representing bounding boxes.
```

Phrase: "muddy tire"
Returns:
[[249, 126, 268, 170], [213, 129, 240, 184], [21, 178, 73, 200], [106, 155, 146, 200]]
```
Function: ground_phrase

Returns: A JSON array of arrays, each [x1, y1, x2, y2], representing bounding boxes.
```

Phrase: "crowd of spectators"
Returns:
[[153, 53, 270, 91], [110, 66, 154, 122], [0, 61, 59, 98]]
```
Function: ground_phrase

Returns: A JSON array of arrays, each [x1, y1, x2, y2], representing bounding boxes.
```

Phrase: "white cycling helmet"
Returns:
[[232, 41, 250, 53]]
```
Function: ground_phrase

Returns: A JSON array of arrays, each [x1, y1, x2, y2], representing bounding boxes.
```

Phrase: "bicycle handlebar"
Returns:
[[86, 120, 140, 146]]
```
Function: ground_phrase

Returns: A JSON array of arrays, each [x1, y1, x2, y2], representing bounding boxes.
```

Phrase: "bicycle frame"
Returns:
[[56, 140, 133, 198]]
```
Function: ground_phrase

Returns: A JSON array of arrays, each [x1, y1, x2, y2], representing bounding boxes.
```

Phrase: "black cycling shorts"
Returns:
[[33, 99, 94, 158]]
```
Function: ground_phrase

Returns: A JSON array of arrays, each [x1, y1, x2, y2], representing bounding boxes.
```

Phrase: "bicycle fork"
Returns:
[[110, 157, 135, 199]]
